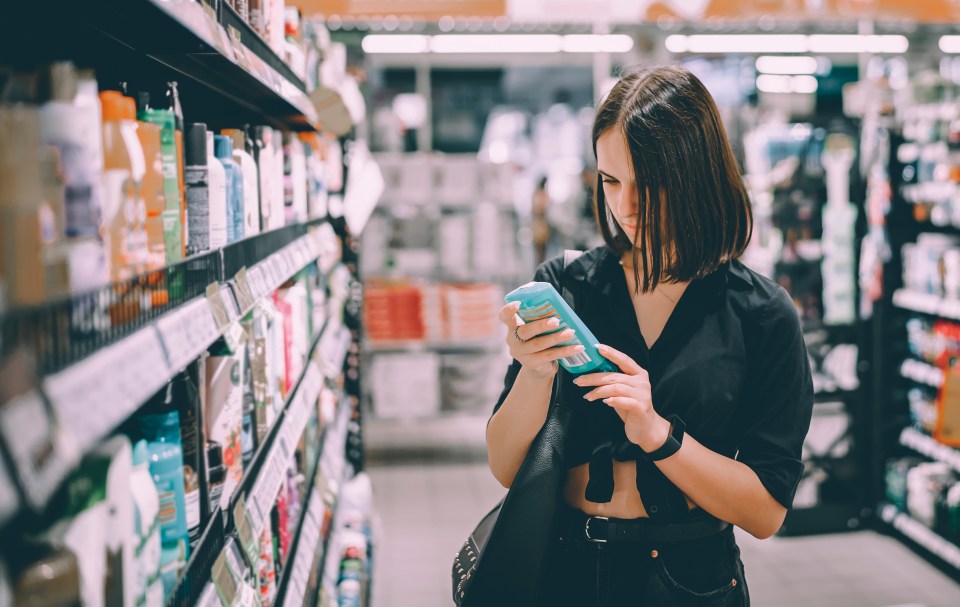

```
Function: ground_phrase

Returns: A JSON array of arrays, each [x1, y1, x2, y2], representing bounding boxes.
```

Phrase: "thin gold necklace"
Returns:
[[620, 261, 685, 304]]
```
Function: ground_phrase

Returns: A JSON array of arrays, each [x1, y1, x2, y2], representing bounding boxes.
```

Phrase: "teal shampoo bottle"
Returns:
[[505, 281, 617, 375]]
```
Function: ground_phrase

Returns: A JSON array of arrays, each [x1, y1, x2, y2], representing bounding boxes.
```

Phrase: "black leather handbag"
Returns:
[[452, 251, 582, 607]]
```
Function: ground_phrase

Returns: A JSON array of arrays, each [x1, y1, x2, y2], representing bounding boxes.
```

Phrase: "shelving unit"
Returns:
[[879, 502, 960, 571], [899, 427, 960, 473]]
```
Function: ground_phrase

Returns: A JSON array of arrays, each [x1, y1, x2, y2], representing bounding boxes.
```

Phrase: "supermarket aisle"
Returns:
[[365, 417, 960, 607]]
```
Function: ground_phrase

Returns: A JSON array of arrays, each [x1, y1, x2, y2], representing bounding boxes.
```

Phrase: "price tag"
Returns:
[[207, 283, 231, 331], [235, 268, 256, 313], [233, 495, 260, 569], [197, 584, 223, 607], [157, 298, 219, 371], [212, 539, 242, 607], [0, 387, 65, 509], [247, 266, 266, 301]]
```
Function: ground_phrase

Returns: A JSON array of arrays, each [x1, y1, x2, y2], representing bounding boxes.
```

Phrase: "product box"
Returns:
[[170, 369, 204, 548], [204, 347, 245, 511]]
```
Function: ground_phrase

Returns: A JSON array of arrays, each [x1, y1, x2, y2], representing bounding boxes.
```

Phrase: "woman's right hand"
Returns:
[[499, 301, 585, 379]]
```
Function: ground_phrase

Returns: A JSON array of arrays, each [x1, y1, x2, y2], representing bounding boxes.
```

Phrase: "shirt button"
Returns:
[[649, 505, 658, 514]]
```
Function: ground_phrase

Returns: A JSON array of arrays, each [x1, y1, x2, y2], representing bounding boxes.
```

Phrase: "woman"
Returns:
[[487, 66, 814, 606]]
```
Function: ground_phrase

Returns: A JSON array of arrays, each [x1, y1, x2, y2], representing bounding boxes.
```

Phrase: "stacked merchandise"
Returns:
[[0, 60, 335, 312], [885, 458, 960, 550], [318, 473, 375, 607], [362, 282, 426, 343]]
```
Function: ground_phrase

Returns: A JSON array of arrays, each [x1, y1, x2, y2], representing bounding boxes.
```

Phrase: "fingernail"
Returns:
[[562, 329, 576, 337], [548, 318, 560, 328], [594, 344, 604, 351], [603, 398, 611, 404], [574, 345, 585, 352]]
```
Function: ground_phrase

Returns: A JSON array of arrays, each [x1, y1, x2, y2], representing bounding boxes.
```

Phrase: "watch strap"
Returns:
[[645, 414, 685, 462]]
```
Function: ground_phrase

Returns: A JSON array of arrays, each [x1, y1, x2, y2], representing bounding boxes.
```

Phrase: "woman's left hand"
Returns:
[[573, 344, 672, 453]]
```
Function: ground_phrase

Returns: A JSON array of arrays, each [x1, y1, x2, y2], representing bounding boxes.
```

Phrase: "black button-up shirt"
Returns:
[[493, 246, 814, 514]]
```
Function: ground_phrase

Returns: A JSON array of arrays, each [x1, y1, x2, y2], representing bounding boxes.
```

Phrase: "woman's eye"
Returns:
[[601, 179, 619, 185]]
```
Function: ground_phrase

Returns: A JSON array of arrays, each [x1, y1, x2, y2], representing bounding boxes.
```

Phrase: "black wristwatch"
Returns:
[[644, 415, 685, 461]]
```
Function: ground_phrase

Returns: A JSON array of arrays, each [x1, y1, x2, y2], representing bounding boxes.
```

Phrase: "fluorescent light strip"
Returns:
[[941, 36, 960, 53], [562, 34, 634, 54], [756, 74, 819, 94], [431, 34, 562, 54], [668, 34, 908, 55], [361, 34, 633, 54], [808, 35, 908, 54], [361, 35, 430, 54], [756, 56, 818, 75]]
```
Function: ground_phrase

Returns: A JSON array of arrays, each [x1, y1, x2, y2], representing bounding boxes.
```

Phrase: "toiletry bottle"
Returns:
[[213, 134, 243, 243], [138, 94, 182, 263], [184, 123, 209, 256], [271, 128, 286, 229], [165, 82, 187, 258], [136, 410, 190, 596], [131, 440, 164, 607], [38, 62, 107, 292], [134, 98, 168, 271], [100, 91, 147, 281], [0, 103, 54, 306], [222, 128, 260, 236], [504, 281, 617, 375], [206, 131, 228, 249], [241, 335, 257, 469], [254, 126, 274, 230], [205, 441, 226, 516]]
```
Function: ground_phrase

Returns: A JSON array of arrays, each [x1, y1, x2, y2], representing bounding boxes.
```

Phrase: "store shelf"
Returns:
[[167, 318, 346, 607], [892, 289, 960, 321], [899, 427, 960, 473], [0, 222, 333, 527], [900, 358, 944, 388], [879, 503, 960, 572], [276, 397, 351, 607], [3, 0, 318, 132]]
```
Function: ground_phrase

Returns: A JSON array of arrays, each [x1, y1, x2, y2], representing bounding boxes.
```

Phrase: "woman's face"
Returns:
[[596, 128, 640, 244]]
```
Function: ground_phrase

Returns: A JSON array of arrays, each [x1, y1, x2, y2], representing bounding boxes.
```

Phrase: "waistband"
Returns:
[[558, 506, 730, 545]]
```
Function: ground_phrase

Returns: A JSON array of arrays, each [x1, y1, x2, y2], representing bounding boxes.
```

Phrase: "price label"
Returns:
[[207, 283, 231, 331], [197, 584, 222, 607], [0, 388, 65, 509], [233, 495, 260, 569], [157, 298, 219, 371], [212, 539, 242, 607], [247, 266, 266, 301], [234, 268, 256, 313]]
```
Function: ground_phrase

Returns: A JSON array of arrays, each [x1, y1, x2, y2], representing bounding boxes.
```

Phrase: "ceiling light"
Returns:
[[756, 56, 819, 75], [941, 36, 960, 53], [669, 35, 808, 54], [562, 34, 634, 54], [756, 74, 819, 94], [431, 34, 563, 53], [807, 35, 908, 53], [361, 35, 430, 54]]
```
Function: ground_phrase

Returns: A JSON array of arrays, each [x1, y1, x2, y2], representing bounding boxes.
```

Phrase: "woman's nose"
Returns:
[[618, 182, 639, 215]]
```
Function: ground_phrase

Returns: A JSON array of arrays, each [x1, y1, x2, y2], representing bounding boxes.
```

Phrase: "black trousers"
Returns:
[[535, 523, 750, 606]]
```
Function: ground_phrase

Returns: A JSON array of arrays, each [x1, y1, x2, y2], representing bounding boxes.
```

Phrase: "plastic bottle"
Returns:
[[138, 93, 182, 263], [222, 128, 260, 237], [504, 281, 616, 375], [165, 82, 187, 258], [205, 441, 226, 516], [253, 126, 274, 231], [214, 134, 243, 243], [135, 102, 168, 271], [206, 132, 228, 250], [100, 91, 147, 281], [131, 440, 164, 607], [184, 123, 209, 256], [136, 410, 190, 597], [38, 62, 107, 292], [271, 128, 285, 228]]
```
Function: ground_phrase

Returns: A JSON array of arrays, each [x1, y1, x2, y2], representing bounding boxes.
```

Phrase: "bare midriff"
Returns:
[[563, 461, 698, 518]]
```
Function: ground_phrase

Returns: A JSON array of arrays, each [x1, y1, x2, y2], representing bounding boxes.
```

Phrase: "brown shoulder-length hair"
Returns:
[[593, 65, 752, 293]]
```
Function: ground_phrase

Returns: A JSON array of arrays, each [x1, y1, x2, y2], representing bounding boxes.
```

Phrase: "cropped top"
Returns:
[[492, 246, 814, 513]]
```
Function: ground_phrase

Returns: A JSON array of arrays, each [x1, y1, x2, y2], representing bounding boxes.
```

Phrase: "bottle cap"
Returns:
[[222, 128, 245, 153], [132, 440, 149, 466], [185, 122, 207, 166], [99, 90, 126, 121], [213, 134, 232, 160], [136, 91, 151, 115]]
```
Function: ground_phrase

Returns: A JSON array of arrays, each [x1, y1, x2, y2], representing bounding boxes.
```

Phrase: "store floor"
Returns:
[[364, 415, 960, 607]]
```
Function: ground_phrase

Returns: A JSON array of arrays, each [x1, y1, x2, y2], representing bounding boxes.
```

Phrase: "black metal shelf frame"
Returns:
[[167, 319, 337, 606]]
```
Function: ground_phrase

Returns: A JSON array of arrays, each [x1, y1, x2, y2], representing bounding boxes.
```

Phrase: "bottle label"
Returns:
[[51, 138, 103, 238], [185, 487, 201, 534], [155, 481, 184, 545], [185, 165, 210, 256], [209, 481, 224, 514]]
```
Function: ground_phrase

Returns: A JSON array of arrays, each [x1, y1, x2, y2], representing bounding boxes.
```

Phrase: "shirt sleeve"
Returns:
[[736, 286, 814, 510], [491, 258, 564, 417]]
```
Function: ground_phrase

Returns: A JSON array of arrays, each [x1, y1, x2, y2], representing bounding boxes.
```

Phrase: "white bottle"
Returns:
[[131, 440, 164, 607], [206, 132, 228, 249], [821, 133, 857, 326], [270, 128, 285, 229], [223, 129, 260, 236]]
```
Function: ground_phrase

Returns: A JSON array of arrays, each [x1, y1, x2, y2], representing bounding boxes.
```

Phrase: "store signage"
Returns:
[[293, 0, 506, 18]]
